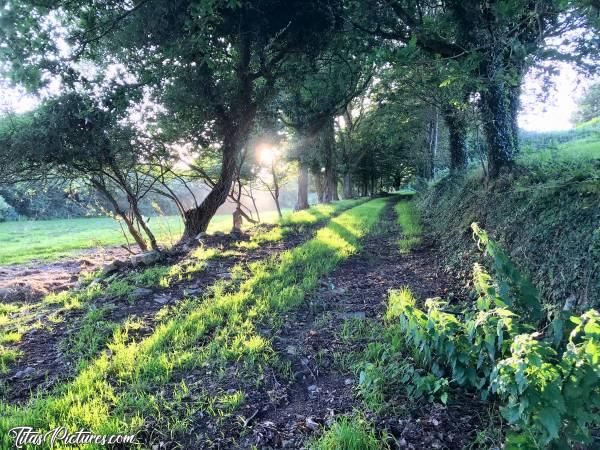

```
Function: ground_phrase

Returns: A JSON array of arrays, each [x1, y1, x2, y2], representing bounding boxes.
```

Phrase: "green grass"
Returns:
[[309, 415, 385, 450], [519, 136, 600, 164], [0, 210, 285, 265], [395, 200, 423, 253], [0, 199, 386, 448]]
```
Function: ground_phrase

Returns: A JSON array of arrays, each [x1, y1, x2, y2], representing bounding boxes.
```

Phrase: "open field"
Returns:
[[0, 210, 287, 265]]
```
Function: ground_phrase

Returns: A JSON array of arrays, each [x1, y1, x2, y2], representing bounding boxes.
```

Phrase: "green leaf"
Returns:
[[538, 407, 561, 441]]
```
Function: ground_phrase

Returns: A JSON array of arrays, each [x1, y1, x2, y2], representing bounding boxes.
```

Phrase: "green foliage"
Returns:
[[471, 223, 542, 323], [572, 82, 600, 125], [309, 416, 384, 450], [491, 310, 600, 447], [418, 163, 600, 310], [384, 229, 600, 448]]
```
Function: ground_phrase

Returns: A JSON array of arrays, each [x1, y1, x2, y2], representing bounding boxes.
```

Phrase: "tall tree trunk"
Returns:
[[321, 118, 336, 203], [342, 171, 353, 199], [180, 33, 255, 242], [481, 63, 518, 178], [295, 163, 309, 211], [313, 168, 325, 203], [442, 105, 468, 175], [332, 176, 340, 201], [427, 106, 439, 179]]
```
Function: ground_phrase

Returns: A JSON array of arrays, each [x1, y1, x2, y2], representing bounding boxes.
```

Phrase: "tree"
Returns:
[[277, 35, 373, 207], [0, 0, 338, 243], [0, 93, 160, 251], [572, 81, 600, 124], [349, 0, 599, 178]]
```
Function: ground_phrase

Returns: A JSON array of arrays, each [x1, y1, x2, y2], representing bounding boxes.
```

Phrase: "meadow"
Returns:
[[0, 210, 285, 265]]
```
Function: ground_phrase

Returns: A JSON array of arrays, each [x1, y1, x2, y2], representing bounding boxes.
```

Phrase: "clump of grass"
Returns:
[[0, 303, 19, 315], [0, 331, 22, 345], [0, 348, 21, 374], [395, 201, 423, 254], [44, 283, 103, 310], [65, 307, 116, 370], [309, 415, 384, 450]]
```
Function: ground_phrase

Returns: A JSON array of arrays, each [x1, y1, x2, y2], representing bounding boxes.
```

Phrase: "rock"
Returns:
[[130, 288, 153, 300], [130, 251, 161, 266], [13, 366, 35, 379], [344, 378, 353, 386], [101, 259, 126, 276], [153, 295, 170, 305], [305, 417, 319, 431], [307, 384, 318, 392]]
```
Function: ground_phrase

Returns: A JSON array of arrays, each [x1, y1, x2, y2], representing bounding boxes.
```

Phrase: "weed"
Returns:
[[309, 415, 384, 450]]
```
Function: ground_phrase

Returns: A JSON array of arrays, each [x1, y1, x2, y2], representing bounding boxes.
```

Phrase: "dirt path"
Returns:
[[230, 198, 485, 449], [0, 247, 136, 303]]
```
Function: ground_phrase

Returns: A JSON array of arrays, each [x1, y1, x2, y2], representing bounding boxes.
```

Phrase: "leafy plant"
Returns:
[[383, 227, 600, 448]]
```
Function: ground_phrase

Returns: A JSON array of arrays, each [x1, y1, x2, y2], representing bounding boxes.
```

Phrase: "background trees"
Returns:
[[0, 0, 597, 247]]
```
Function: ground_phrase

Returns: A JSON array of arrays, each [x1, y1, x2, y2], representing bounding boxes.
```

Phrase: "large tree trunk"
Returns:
[[332, 176, 340, 201], [180, 33, 255, 242], [342, 171, 353, 199], [322, 117, 336, 203], [442, 105, 468, 175], [180, 138, 240, 241], [295, 163, 309, 210], [427, 106, 439, 179]]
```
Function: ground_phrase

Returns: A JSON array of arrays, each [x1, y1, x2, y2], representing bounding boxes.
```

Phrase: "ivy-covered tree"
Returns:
[[348, 0, 599, 178]]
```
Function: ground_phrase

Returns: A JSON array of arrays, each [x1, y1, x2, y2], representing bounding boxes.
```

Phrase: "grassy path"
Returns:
[[0, 198, 381, 449], [259, 195, 484, 450]]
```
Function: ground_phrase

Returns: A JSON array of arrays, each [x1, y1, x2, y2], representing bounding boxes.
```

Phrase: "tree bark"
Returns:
[[332, 176, 340, 201], [313, 169, 325, 203], [342, 171, 353, 199], [179, 33, 256, 242], [295, 163, 309, 210], [427, 107, 439, 179], [442, 105, 468, 175], [322, 117, 336, 203], [180, 137, 241, 241]]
